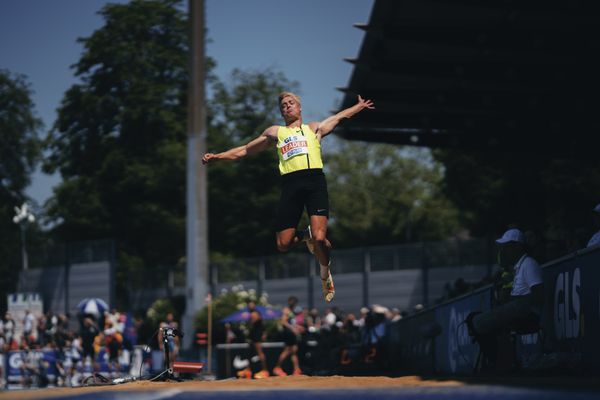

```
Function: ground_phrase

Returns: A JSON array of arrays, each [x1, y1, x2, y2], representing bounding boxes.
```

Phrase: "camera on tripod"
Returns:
[[162, 326, 183, 338]]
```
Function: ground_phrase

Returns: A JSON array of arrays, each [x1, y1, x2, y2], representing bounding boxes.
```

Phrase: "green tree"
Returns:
[[326, 142, 461, 247], [43, 0, 191, 305], [433, 148, 600, 259], [0, 69, 42, 308], [433, 150, 521, 236]]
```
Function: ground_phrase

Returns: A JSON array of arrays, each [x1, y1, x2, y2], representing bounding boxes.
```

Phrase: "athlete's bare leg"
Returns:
[[310, 215, 331, 273], [290, 346, 301, 374], [276, 227, 312, 252], [310, 215, 335, 302], [276, 228, 297, 252], [254, 342, 268, 371], [275, 346, 291, 368]]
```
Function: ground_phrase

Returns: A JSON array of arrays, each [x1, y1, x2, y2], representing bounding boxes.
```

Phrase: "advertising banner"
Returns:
[[4, 347, 132, 389], [536, 248, 600, 370], [5, 349, 58, 389], [434, 287, 492, 374], [388, 309, 438, 375]]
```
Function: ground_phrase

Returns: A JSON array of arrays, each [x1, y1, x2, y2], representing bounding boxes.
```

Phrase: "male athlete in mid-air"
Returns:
[[202, 92, 375, 302]]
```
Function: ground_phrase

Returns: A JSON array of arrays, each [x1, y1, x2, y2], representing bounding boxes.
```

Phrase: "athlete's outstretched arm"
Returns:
[[313, 95, 375, 139], [202, 126, 278, 165]]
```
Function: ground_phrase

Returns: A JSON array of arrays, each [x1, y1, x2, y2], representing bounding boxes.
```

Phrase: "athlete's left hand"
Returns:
[[357, 95, 375, 110]]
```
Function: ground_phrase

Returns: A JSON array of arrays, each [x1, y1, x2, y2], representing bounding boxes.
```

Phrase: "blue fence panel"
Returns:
[[388, 309, 437, 375], [434, 287, 492, 374], [6, 350, 59, 388], [533, 247, 600, 370]]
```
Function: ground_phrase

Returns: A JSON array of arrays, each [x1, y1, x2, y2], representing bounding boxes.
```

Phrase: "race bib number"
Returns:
[[280, 135, 308, 160]]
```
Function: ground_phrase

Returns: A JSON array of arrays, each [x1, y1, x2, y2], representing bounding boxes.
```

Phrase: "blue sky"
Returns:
[[0, 0, 373, 205]]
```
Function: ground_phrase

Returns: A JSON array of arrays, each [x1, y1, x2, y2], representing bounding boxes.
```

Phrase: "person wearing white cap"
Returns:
[[586, 204, 600, 248], [465, 227, 544, 371], [495, 228, 543, 300]]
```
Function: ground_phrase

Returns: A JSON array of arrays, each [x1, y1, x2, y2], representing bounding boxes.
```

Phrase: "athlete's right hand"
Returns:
[[202, 153, 216, 165]]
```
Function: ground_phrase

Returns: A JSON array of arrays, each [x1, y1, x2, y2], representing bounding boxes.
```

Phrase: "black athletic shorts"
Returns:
[[275, 169, 329, 232], [281, 328, 299, 346], [248, 320, 264, 343]]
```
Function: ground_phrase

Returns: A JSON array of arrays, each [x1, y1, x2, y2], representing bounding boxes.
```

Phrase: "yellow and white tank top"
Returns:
[[277, 124, 323, 175]]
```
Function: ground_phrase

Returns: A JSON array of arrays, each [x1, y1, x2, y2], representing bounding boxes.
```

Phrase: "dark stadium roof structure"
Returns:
[[336, 0, 600, 157]]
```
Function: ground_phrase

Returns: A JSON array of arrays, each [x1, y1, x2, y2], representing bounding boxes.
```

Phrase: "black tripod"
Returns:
[[150, 327, 184, 382]]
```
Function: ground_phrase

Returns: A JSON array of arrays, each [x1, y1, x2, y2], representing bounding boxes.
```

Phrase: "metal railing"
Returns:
[[28, 239, 115, 269], [211, 238, 492, 284]]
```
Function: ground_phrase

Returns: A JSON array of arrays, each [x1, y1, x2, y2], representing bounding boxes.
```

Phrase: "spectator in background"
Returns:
[[44, 311, 58, 345], [65, 333, 83, 386], [55, 314, 71, 350], [321, 307, 338, 331], [357, 305, 389, 368], [466, 228, 544, 371], [158, 312, 180, 369], [122, 312, 137, 352], [23, 309, 37, 345], [3, 312, 15, 348], [93, 332, 105, 366], [223, 322, 240, 344], [306, 308, 322, 332], [103, 318, 123, 376], [363, 305, 388, 347], [341, 313, 361, 344], [357, 307, 369, 328], [248, 300, 269, 378], [300, 308, 311, 331], [273, 296, 304, 377], [587, 203, 600, 248], [36, 313, 46, 345], [104, 309, 124, 335], [304, 308, 321, 349], [80, 317, 99, 372], [20, 343, 40, 388]]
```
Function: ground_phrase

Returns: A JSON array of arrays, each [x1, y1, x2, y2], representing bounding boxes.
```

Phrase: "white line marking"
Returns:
[[143, 389, 184, 400]]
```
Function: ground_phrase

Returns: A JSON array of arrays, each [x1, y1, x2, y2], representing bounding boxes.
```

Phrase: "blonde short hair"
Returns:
[[278, 91, 301, 107]]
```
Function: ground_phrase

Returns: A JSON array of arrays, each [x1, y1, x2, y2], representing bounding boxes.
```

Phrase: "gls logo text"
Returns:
[[554, 268, 581, 339]]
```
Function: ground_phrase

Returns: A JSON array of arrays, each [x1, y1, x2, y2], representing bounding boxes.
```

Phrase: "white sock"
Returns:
[[320, 264, 329, 280]]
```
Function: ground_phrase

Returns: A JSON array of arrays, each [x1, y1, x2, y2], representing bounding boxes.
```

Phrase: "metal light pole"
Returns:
[[183, 0, 209, 352], [13, 203, 35, 271]]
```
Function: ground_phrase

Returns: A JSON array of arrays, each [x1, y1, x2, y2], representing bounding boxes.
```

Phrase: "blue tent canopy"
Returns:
[[76, 298, 109, 318], [220, 305, 282, 324]]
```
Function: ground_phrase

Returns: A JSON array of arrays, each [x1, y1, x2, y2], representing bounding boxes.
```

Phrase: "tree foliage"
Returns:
[[326, 142, 461, 247], [0, 70, 41, 195], [0, 70, 42, 308], [433, 148, 600, 259], [42, 0, 190, 304]]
